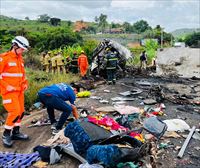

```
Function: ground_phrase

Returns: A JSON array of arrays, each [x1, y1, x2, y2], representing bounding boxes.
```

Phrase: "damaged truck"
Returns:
[[90, 39, 133, 78]]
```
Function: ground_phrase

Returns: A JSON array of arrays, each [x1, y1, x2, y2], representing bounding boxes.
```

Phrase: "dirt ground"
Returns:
[[0, 74, 200, 168], [156, 48, 200, 78]]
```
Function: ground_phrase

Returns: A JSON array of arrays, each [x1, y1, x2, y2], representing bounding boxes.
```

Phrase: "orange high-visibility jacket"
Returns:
[[0, 51, 28, 95], [78, 54, 89, 76], [78, 54, 88, 68]]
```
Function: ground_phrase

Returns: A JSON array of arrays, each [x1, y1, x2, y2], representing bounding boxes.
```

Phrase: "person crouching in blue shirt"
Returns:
[[38, 83, 78, 135]]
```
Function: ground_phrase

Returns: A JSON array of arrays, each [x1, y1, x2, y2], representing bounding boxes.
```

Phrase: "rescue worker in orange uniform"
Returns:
[[78, 50, 89, 79], [0, 36, 30, 148]]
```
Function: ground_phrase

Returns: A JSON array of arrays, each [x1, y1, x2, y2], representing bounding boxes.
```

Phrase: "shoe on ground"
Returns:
[[51, 122, 57, 130], [2, 135, 13, 148], [52, 128, 61, 135], [12, 133, 29, 140]]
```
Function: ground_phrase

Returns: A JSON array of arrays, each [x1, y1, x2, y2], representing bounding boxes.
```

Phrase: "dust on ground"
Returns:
[[156, 48, 200, 78]]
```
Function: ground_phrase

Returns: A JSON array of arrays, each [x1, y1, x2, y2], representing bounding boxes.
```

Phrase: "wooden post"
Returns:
[[177, 126, 196, 158]]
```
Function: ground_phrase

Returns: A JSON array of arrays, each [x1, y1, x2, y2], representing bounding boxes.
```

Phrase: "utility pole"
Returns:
[[161, 29, 164, 49]]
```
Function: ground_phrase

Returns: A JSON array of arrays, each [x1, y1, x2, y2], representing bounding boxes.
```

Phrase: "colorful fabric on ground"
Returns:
[[129, 132, 145, 143], [88, 116, 128, 132], [0, 152, 40, 168]]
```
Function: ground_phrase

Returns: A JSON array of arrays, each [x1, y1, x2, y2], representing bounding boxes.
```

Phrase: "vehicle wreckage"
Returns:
[[90, 39, 133, 78]]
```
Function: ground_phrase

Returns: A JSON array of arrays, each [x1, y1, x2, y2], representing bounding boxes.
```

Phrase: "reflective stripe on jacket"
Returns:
[[71, 55, 78, 67], [105, 52, 118, 69]]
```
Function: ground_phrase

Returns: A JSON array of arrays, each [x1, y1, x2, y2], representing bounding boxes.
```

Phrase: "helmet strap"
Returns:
[[11, 43, 20, 56]]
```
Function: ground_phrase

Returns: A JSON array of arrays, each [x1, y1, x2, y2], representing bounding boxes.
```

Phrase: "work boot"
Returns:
[[51, 122, 57, 130], [2, 129, 13, 148], [12, 126, 29, 140], [52, 128, 61, 135]]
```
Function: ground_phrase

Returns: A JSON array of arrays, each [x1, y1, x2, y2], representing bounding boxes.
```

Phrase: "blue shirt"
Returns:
[[38, 83, 76, 104]]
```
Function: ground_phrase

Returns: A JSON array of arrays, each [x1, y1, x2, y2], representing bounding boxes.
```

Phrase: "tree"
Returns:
[[37, 14, 50, 22], [66, 20, 72, 26], [50, 17, 61, 26], [185, 32, 200, 48], [123, 22, 132, 33], [95, 13, 108, 33], [25, 16, 29, 20], [155, 25, 162, 31], [94, 16, 99, 23], [85, 25, 97, 34], [133, 20, 151, 33], [111, 22, 121, 28], [142, 25, 174, 45]]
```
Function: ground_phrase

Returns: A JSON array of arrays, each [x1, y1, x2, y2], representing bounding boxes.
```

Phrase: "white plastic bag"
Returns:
[[163, 119, 190, 132]]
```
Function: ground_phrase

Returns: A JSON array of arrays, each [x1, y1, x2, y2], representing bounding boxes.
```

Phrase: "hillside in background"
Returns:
[[0, 15, 18, 20], [0, 15, 82, 52], [171, 28, 200, 38], [0, 15, 73, 32]]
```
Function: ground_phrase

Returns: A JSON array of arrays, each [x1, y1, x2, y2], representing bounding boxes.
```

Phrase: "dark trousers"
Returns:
[[71, 66, 78, 74], [38, 93, 72, 130], [106, 68, 116, 83]]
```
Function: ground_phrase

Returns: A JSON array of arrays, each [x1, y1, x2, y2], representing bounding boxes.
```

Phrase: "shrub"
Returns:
[[81, 39, 98, 63], [185, 32, 200, 48], [145, 39, 159, 64], [129, 46, 144, 65]]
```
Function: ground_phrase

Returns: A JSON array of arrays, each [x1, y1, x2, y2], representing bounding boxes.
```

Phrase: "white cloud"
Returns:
[[111, 0, 156, 9], [0, 0, 199, 31]]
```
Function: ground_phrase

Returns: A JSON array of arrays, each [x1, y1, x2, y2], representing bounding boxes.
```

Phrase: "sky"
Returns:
[[0, 0, 199, 32]]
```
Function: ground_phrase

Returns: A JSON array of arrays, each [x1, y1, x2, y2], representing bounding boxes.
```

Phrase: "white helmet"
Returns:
[[12, 36, 29, 50]]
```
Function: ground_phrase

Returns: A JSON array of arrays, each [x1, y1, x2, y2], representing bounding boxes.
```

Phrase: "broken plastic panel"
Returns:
[[143, 116, 167, 139]]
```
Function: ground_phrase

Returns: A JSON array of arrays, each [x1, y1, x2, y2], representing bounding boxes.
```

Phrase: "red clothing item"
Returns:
[[78, 54, 89, 77], [88, 116, 128, 131]]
